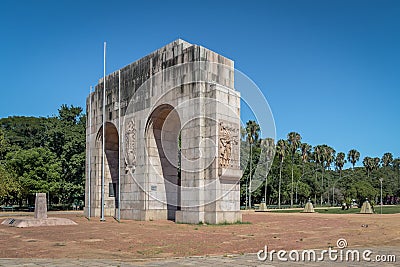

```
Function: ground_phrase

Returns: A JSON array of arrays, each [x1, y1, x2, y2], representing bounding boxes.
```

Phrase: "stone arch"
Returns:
[[96, 122, 119, 217], [145, 104, 181, 220]]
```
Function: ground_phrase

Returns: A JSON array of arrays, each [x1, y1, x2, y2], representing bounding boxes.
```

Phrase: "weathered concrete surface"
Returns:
[[85, 39, 242, 224], [1, 217, 77, 228], [34, 193, 47, 219], [302, 201, 315, 213], [360, 199, 374, 214]]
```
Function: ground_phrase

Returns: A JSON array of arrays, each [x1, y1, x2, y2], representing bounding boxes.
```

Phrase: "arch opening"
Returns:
[[146, 104, 181, 221], [96, 122, 119, 217]]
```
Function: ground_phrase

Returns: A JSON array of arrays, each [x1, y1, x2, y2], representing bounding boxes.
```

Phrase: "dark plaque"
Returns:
[[109, 183, 116, 197]]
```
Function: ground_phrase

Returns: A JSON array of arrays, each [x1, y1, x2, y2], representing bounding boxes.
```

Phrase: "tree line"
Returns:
[[1, 109, 399, 210], [241, 120, 400, 208], [0, 105, 85, 208]]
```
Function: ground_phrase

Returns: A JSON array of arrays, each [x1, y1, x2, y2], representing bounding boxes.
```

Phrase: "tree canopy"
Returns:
[[0, 105, 86, 207], [1, 108, 398, 210], [240, 121, 400, 208]]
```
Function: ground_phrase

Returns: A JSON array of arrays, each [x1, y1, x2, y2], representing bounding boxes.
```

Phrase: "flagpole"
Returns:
[[118, 70, 121, 222], [101, 42, 106, 222], [88, 85, 92, 219]]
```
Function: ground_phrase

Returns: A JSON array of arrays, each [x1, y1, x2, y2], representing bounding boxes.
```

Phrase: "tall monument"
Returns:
[[85, 39, 242, 224]]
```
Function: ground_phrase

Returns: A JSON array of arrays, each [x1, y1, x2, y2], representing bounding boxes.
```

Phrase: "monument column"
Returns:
[[34, 193, 48, 220]]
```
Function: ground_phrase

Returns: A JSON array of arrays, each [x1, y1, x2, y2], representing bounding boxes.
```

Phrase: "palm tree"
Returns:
[[240, 126, 246, 141], [393, 158, 400, 191], [335, 152, 346, 177], [245, 120, 260, 209], [287, 132, 301, 207], [373, 157, 380, 171], [393, 158, 400, 171], [313, 145, 324, 205], [363, 157, 374, 178], [381, 152, 393, 167], [297, 143, 311, 204], [323, 145, 336, 170], [276, 139, 288, 209], [261, 138, 275, 205], [347, 149, 360, 169], [333, 152, 346, 206], [322, 145, 335, 204]]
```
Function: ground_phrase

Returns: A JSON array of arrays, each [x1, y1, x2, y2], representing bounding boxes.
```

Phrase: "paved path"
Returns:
[[0, 247, 398, 266]]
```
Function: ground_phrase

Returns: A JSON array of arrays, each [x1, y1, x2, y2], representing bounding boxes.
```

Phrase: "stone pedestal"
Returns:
[[360, 199, 373, 214], [34, 193, 47, 219], [303, 200, 315, 213], [259, 203, 267, 211]]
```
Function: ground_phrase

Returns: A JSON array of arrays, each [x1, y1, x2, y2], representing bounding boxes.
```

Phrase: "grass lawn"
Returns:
[[267, 205, 400, 214]]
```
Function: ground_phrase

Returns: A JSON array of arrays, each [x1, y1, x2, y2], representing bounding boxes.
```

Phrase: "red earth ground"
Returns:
[[1, 211, 399, 260]]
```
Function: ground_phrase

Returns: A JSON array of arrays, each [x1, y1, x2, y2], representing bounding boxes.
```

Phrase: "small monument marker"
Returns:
[[34, 193, 47, 219], [302, 198, 315, 213], [360, 198, 374, 214], [1, 193, 77, 228]]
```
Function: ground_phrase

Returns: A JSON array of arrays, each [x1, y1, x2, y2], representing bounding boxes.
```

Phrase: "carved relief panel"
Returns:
[[218, 121, 240, 170], [125, 119, 136, 172]]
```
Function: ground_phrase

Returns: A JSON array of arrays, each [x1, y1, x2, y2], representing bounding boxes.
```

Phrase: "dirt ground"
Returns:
[[1, 211, 399, 260]]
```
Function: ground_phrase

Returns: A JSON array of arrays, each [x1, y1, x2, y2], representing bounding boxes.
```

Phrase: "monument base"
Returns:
[[2, 217, 77, 228], [175, 210, 242, 224], [302, 202, 315, 213], [360, 200, 374, 214], [257, 203, 268, 211]]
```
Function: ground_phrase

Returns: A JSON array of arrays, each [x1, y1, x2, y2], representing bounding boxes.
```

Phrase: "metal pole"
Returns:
[[118, 70, 121, 222], [264, 162, 268, 204], [88, 86, 92, 219], [380, 178, 383, 215], [101, 42, 106, 222], [248, 143, 252, 209], [245, 180, 248, 209]]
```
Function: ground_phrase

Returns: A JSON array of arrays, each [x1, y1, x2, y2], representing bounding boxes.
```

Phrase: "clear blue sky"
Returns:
[[1, 0, 399, 167]]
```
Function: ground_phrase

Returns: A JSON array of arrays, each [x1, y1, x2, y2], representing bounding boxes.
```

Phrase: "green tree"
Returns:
[[347, 149, 360, 169], [363, 156, 380, 179], [0, 116, 48, 150], [381, 152, 393, 167], [393, 158, 400, 192], [348, 180, 378, 205], [323, 145, 336, 170], [298, 143, 311, 203], [58, 104, 84, 124], [46, 105, 86, 204], [322, 145, 335, 204], [259, 138, 275, 204], [0, 165, 21, 205], [333, 152, 346, 205], [0, 104, 86, 206], [5, 147, 61, 205], [245, 120, 260, 209], [335, 152, 346, 177], [0, 128, 8, 160], [276, 139, 288, 208], [287, 132, 301, 207], [292, 180, 311, 202], [312, 145, 323, 204]]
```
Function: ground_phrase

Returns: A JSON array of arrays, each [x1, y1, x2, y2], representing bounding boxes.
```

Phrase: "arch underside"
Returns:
[[95, 122, 120, 217], [146, 104, 181, 220]]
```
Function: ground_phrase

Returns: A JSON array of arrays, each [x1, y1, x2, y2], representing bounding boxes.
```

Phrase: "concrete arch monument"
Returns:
[[85, 39, 242, 224]]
